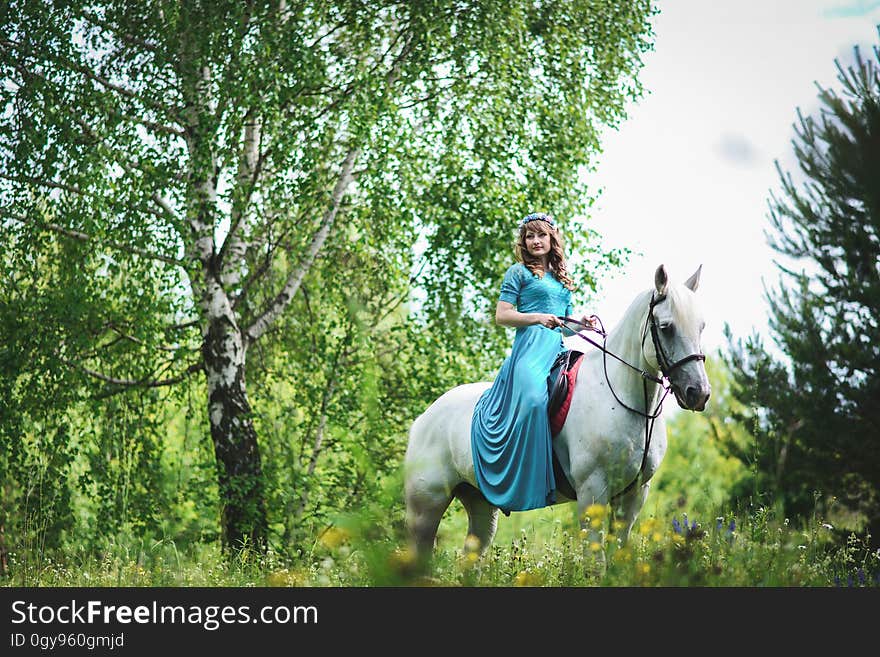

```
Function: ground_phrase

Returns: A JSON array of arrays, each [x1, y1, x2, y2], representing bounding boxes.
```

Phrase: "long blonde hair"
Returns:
[[514, 219, 576, 291]]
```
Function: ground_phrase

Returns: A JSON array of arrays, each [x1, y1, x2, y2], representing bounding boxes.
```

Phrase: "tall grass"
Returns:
[[304, 500, 878, 587], [3, 436, 874, 587], [5, 500, 877, 587]]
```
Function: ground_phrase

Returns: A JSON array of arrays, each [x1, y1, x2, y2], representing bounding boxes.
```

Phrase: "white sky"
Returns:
[[581, 0, 880, 356]]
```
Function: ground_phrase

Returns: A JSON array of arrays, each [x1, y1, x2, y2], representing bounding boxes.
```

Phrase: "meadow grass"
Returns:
[[5, 501, 877, 588], [313, 501, 878, 587]]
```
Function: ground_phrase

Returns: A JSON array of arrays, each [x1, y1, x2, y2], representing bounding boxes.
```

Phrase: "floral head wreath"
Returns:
[[519, 212, 556, 229]]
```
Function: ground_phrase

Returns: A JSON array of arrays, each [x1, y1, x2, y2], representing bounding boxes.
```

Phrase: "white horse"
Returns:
[[403, 264, 711, 565]]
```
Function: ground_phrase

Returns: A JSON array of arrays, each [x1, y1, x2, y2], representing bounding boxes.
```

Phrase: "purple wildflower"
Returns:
[[672, 518, 682, 534]]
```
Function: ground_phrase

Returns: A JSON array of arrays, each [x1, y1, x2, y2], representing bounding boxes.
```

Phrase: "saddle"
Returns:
[[547, 349, 585, 501], [548, 348, 585, 436]]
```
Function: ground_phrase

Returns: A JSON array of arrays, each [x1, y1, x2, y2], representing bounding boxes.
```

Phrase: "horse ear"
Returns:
[[654, 264, 668, 296], [684, 264, 702, 292]]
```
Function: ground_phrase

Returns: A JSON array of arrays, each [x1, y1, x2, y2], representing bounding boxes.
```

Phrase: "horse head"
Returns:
[[642, 264, 711, 411]]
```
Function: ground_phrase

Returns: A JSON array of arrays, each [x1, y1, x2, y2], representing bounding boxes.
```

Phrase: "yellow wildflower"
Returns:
[[636, 562, 650, 576], [589, 542, 603, 553], [389, 546, 417, 569], [584, 503, 608, 521], [266, 569, 306, 587], [463, 534, 481, 553], [318, 526, 351, 549], [638, 517, 660, 536], [514, 571, 544, 587]]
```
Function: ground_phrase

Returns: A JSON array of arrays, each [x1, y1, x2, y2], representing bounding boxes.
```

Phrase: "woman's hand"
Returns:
[[580, 314, 600, 331], [536, 314, 563, 329]]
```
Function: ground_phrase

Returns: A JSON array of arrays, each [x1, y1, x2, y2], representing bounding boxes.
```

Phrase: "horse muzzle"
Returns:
[[674, 383, 711, 412]]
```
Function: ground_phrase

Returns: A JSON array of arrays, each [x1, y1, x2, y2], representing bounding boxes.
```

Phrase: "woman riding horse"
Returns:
[[471, 212, 598, 514], [405, 214, 710, 565]]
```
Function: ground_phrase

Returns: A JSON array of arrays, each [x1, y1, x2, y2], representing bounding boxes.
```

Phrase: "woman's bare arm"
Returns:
[[495, 301, 561, 329]]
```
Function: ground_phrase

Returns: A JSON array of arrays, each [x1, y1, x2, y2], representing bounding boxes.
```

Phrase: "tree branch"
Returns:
[[295, 374, 338, 518], [308, 16, 351, 50], [69, 55, 181, 124], [68, 113, 185, 220], [57, 351, 203, 390], [242, 25, 415, 344], [78, 10, 161, 53], [231, 194, 327, 312], [3, 210, 187, 268], [231, 223, 292, 311], [374, 255, 429, 324], [119, 111, 186, 138], [151, 192, 181, 224], [219, 111, 262, 282], [0, 173, 83, 197], [4, 36, 181, 124], [102, 322, 197, 353], [244, 146, 359, 344], [164, 319, 201, 333], [0, 54, 185, 232]]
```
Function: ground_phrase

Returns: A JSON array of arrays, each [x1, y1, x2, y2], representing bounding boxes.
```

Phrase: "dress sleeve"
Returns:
[[498, 264, 523, 305]]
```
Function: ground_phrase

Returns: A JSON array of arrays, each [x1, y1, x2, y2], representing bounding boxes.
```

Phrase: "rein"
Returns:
[[557, 292, 706, 501]]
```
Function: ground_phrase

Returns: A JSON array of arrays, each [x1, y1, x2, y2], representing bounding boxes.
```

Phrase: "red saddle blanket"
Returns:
[[549, 350, 585, 437]]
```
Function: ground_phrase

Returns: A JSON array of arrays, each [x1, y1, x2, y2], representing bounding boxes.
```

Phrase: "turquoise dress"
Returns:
[[471, 263, 573, 513]]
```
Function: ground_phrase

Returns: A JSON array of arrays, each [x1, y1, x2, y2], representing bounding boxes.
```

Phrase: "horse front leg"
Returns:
[[612, 481, 651, 545], [576, 473, 611, 580]]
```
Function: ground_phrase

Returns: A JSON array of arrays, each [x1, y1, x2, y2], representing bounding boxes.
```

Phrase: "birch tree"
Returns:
[[0, 0, 654, 550]]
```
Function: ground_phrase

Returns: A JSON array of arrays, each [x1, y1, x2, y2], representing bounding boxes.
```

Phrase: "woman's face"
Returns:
[[524, 226, 552, 259]]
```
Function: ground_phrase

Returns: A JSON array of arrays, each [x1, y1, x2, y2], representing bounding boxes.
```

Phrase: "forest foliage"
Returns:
[[0, 0, 654, 565]]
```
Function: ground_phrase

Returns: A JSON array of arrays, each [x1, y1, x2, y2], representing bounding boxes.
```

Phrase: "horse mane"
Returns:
[[607, 288, 653, 348], [604, 277, 701, 356]]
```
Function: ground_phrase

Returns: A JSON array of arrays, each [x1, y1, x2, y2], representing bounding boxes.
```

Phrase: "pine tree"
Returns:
[[725, 35, 880, 545]]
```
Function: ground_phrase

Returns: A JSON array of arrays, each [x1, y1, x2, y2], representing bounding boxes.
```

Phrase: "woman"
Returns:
[[471, 212, 597, 514]]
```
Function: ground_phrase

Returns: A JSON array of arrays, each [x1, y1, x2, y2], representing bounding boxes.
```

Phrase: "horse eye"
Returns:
[[660, 322, 673, 333]]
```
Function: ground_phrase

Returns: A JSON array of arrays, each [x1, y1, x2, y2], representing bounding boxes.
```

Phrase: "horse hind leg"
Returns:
[[405, 485, 452, 567], [454, 483, 499, 556]]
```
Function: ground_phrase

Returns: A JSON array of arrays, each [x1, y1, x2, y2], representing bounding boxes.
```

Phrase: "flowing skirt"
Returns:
[[471, 325, 563, 513]]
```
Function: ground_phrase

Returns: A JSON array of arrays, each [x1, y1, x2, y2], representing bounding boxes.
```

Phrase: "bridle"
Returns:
[[558, 292, 706, 501], [644, 292, 707, 380]]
